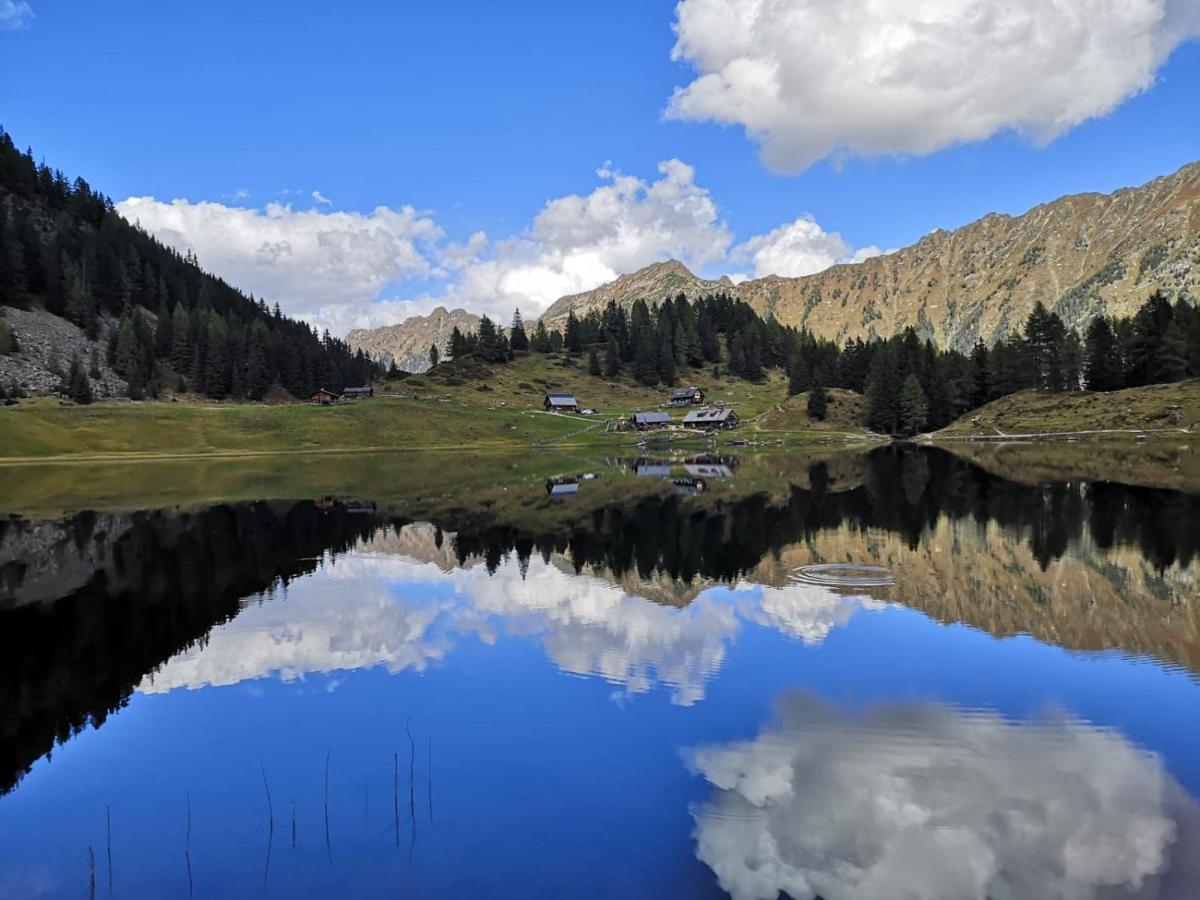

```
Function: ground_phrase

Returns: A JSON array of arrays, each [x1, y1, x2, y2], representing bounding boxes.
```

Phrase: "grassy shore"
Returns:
[[934, 380, 1200, 438], [0, 353, 875, 461]]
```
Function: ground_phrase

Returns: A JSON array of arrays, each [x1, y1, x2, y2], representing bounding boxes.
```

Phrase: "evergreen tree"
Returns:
[[657, 326, 676, 386], [564, 311, 582, 353], [587, 348, 601, 377], [865, 346, 900, 434], [169, 302, 191, 373], [530, 319, 552, 353], [428, 343, 440, 368], [898, 373, 929, 437], [63, 352, 92, 404], [807, 380, 828, 421], [1083, 317, 1122, 391], [448, 326, 468, 360], [0, 315, 16, 355], [787, 350, 810, 396], [510, 309, 529, 352], [603, 336, 620, 377]]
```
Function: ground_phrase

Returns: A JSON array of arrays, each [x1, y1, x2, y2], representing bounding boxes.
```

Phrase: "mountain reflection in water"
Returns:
[[0, 445, 1198, 898]]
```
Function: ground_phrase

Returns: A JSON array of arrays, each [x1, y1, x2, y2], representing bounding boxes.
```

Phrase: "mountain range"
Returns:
[[348, 162, 1200, 369]]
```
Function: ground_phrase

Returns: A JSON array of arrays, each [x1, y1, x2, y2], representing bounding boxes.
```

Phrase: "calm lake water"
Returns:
[[2, 446, 1199, 899]]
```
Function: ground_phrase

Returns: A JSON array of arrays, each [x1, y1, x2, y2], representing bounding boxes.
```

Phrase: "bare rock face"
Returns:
[[0, 306, 127, 398], [541, 162, 1200, 351], [346, 307, 481, 373]]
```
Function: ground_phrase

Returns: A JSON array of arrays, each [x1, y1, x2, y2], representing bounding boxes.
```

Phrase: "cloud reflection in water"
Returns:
[[687, 693, 1200, 900], [140, 525, 884, 705]]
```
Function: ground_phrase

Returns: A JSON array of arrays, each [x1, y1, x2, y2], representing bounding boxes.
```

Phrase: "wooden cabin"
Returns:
[[342, 386, 374, 400], [631, 411, 671, 431], [544, 392, 579, 413], [310, 388, 340, 405], [669, 386, 705, 406], [682, 408, 739, 430]]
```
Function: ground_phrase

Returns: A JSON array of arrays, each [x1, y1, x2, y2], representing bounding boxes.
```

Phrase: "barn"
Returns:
[[310, 388, 340, 405], [342, 386, 374, 400]]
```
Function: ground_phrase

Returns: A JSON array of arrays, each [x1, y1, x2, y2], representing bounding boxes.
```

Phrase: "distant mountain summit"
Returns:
[[543, 162, 1200, 351], [346, 306, 480, 372], [541, 260, 733, 326], [349, 162, 1200, 359]]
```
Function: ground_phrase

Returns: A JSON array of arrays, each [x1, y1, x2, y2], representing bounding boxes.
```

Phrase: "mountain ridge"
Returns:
[[349, 160, 1200, 364]]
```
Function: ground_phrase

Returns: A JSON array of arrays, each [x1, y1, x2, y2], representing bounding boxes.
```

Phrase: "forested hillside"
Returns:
[[446, 287, 1200, 436], [0, 127, 377, 401]]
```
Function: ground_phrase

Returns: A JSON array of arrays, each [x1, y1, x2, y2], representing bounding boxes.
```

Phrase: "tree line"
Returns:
[[0, 126, 378, 402], [440, 288, 1200, 435]]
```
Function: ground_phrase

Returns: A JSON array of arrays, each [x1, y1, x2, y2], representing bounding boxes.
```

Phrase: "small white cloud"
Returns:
[[668, 0, 1200, 172], [0, 0, 33, 30], [731, 215, 851, 278], [311, 190, 332, 206]]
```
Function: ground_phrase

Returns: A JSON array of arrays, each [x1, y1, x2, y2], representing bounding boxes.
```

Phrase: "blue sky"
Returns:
[[2, 0, 1198, 333]]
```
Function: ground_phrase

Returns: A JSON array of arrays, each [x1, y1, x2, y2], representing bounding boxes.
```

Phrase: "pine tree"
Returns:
[[1084, 317, 1123, 391], [603, 335, 620, 377], [0, 316, 17, 355], [63, 353, 93, 404], [657, 326, 676, 386], [530, 319, 552, 353], [510, 309, 529, 352], [428, 343, 440, 368], [448, 326, 468, 360], [787, 350, 810, 396], [807, 380, 828, 421], [587, 348, 601, 377], [898, 373, 929, 436], [170, 303, 191, 373], [866, 346, 900, 434], [564, 312, 582, 354]]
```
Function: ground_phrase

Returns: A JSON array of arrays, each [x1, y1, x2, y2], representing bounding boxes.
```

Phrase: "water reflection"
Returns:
[[141, 525, 883, 707], [688, 693, 1200, 900]]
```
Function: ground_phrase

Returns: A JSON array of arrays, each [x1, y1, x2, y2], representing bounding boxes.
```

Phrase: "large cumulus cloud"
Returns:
[[668, 0, 1200, 172], [688, 692, 1200, 900]]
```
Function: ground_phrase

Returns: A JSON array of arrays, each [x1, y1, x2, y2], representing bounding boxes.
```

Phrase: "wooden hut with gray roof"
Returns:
[[682, 408, 739, 430], [543, 392, 579, 413], [631, 411, 671, 431]]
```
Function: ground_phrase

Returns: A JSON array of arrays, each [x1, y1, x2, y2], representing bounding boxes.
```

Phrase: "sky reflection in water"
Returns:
[[1, 448, 1199, 899]]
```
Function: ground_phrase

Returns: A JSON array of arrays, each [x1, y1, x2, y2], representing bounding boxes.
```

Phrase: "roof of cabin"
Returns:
[[682, 408, 735, 423], [671, 387, 702, 397], [545, 392, 578, 405], [632, 411, 671, 424]]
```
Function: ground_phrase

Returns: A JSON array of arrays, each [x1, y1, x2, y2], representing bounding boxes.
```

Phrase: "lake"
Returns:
[[1, 445, 1199, 899]]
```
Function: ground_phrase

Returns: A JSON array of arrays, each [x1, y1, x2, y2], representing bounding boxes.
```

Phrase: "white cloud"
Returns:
[[116, 196, 442, 329], [117, 160, 865, 335], [732, 215, 851, 278], [689, 693, 1200, 900], [668, 0, 1200, 172], [0, 0, 32, 30], [432, 159, 734, 321]]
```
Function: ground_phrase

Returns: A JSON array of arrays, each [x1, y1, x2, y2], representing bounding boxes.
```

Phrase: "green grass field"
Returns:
[[0, 353, 874, 462]]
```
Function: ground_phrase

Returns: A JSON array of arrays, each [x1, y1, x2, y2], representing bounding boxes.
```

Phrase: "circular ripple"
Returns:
[[790, 563, 894, 588]]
